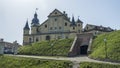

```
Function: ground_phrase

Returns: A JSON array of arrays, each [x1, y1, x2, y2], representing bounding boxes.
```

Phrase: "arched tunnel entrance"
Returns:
[[80, 45, 88, 55]]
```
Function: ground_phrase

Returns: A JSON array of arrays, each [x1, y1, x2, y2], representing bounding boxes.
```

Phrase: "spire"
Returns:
[[34, 12, 38, 18], [77, 16, 83, 23], [24, 20, 30, 30], [31, 10, 39, 26], [71, 15, 76, 26]]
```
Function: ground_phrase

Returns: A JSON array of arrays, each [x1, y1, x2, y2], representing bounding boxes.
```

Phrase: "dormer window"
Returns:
[[55, 12, 57, 14]]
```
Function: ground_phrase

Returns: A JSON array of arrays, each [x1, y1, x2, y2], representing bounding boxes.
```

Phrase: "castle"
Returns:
[[23, 9, 113, 45]]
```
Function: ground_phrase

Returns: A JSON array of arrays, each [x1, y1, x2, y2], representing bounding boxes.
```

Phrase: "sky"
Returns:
[[0, 0, 120, 45]]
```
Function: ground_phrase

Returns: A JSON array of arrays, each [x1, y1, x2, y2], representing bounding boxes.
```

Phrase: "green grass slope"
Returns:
[[0, 55, 72, 68], [18, 39, 73, 56], [90, 30, 120, 61], [80, 62, 120, 68]]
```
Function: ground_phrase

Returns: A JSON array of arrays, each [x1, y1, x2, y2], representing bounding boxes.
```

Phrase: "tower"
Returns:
[[76, 17, 83, 33], [31, 12, 40, 34], [23, 20, 30, 45], [23, 20, 30, 35], [70, 16, 77, 32]]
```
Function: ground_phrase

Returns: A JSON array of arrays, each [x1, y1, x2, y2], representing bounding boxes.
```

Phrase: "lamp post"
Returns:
[[51, 43, 53, 56], [104, 38, 108, 59]]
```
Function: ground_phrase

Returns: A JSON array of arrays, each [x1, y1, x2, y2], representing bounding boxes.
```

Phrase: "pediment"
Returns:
[[48, 9, 63, 17]]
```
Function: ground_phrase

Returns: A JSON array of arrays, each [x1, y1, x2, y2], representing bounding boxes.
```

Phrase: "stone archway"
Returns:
[[46, 36, 50, 40], [80, 45, 88, 55]]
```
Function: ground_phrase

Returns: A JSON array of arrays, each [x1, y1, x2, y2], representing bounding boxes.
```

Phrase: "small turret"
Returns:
[[31, 12, 40, 34], [76, 17, 83, 33], [23, 20, 30, 35], [70, 16, 76, 26], [77, 17, 83, 23], [31, 12, 39, 26]]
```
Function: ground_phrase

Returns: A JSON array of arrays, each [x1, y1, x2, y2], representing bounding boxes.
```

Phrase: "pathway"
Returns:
[[8, 55, 120, 68]]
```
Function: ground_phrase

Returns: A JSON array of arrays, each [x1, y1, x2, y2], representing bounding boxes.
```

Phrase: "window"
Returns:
[[65, 22, 67, 26], [36, 28, 39, 33], [58, 36, 61, 39], [46, 36, 50, 40], [36, 38, 39, 42], [78, 30, 80, 33], [45, 25, 47, 28], [66, 36, 68, 39], [86, 26, 88, 30], [73, 27, 75, 30], [55, 18, 57, 21], [29, 38, 32, 43], [55, 12, 57, 14], [59, 27, 61, 29], [50, 27, 53, 30], [55, 27, 57, 29], [78, 24, 80, 26]]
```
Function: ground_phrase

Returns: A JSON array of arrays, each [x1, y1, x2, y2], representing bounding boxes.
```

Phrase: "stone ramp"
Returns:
[[68, 33, 93, 57]]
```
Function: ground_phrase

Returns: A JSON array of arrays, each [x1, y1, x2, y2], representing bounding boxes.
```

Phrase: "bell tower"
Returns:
[[23, 20, 30, 35]]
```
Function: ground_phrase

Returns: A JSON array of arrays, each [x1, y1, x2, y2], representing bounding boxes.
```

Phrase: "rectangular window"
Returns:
[[50, 27, 52, 30], [55, 27, 57, 29], [59, 27, 61, 29]]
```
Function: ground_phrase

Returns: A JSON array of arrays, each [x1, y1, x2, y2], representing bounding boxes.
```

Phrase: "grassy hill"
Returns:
[[18, 39, 73, 56], [0, 55, 72, 68], [80, 62, 120, 68], [90, 30, 120, 61]]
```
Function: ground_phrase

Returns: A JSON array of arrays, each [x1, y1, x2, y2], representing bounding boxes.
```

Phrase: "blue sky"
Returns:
[[0, 0, 120, 44]]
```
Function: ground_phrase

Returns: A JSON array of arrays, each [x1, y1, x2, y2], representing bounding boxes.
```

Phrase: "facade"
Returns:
[[0, 39, 20, 54], [0, 39, 4, 54], [84, 24, 114, 36], [23, 9, 83, 45], [23, 9, 114, 45]]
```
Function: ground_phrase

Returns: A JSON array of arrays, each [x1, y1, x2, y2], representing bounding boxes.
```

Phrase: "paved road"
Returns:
[[8, 55, 120, 68]]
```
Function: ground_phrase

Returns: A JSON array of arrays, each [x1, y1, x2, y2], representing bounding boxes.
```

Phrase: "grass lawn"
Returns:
[[0, 55, 72, 68], [90, 30, 120, 61], [18, 38, 73, 56], [80, 62, 120, 68]]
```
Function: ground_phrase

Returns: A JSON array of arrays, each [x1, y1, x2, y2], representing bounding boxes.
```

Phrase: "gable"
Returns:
[[48, 9, 63, 17]]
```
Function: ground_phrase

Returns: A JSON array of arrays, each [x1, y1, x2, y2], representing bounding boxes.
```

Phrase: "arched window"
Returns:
[[73, 27, 75, 30], [45, 25, 47, 28], [46, 36, 50, 40], [36, 38, 39, 42], [36, 28, 39, 33], [65, 22, 67, 26], [29, 38, 32, 43]]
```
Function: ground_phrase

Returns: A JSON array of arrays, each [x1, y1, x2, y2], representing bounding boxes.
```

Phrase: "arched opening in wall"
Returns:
[[80, 45, 88, 55], [36, 38, 39, 42], [46, 36, 50, 40], [29, 38, 32, 43]]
